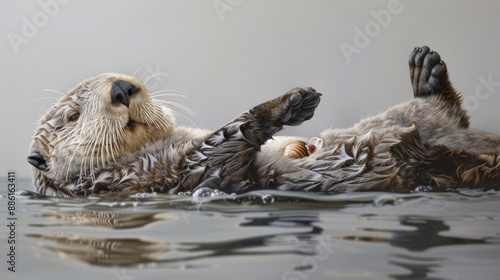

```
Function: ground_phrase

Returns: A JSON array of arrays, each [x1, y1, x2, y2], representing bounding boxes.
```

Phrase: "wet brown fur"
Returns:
[[28, 46, 500, 196]]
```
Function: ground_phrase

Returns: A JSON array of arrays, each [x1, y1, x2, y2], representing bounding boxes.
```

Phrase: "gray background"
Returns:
[[2, 0, 500, 180]]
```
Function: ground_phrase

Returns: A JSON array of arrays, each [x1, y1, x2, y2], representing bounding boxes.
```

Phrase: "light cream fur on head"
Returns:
[[29, 73, 176, 184]]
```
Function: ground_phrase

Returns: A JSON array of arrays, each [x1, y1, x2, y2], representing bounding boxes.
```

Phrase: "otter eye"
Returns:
[[69, 113, 80, 122]]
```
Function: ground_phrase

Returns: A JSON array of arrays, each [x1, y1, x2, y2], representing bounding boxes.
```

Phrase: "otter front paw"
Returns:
[[280, 87, 321, 126]]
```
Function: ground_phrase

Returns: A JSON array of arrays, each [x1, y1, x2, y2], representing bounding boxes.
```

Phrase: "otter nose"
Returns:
[[111, 80, 139, 107], [27, 152, 47, 171]]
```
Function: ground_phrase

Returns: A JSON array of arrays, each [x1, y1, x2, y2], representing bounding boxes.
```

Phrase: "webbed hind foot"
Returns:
[[408, 46, 469, 127]]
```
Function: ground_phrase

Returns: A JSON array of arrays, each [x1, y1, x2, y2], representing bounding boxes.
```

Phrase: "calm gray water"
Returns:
[[1, 178, 499, 280]]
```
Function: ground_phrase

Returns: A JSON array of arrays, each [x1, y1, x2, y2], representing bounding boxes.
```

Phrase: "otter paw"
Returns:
[[281, 87, 321, 126], [409, 46, 449, 98]]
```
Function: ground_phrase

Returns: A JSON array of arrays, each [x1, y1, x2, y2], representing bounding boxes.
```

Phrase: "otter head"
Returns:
[[28, 73, 175, 194]]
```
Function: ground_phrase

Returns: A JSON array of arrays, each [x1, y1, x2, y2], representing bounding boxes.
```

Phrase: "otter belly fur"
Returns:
[[28, 46, 500, 196]]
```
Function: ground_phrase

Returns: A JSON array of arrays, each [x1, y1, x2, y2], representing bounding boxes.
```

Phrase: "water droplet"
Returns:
[[261, 194, 275, 204], [132, 192, 157, 198], [192, 187, 215, 197], [373, 194, 399, 207], [413, 185, 437, 192]]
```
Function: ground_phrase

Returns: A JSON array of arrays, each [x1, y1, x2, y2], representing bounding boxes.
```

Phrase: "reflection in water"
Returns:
[[342, 215, 486, 251], [388, 216, 490, 280], [27, 234, 168, 266], [345, 215, 488, 280], [240, 211, 322, 231], [19, 189, 500, 279], [391, 216, 485, 251], [31, 211, 166, 229], [27, 211, 334, 267], [389, 254, 443, 280]]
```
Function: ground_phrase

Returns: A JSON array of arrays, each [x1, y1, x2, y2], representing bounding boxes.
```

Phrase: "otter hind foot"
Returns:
[[408, 46, 469, 127], [409, 46, 449, 98]]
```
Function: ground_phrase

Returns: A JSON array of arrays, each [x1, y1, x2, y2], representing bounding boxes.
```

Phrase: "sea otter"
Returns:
[[28, 46, 500, 196]]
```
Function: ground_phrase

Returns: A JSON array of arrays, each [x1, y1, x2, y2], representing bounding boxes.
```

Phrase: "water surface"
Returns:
[[1, 178, 499, 280]]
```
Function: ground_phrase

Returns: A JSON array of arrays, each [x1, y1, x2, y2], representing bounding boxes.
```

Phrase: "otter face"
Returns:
[[28, 73, 175, 189]]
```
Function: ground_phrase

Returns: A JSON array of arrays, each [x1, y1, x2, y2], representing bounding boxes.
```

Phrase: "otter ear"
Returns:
[[27, 152, 47, 170]]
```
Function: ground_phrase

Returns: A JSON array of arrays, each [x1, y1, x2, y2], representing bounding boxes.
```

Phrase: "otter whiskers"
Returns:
[[150, 89, 190, 97], [132, 67, 143, 78], [42, 88, 66, 97], [170, 110, 198, 128], [76, 118, 123, 182], [143, 72, 167, 86], [151, 90, 198, 127], [65, 128, 93, 181]]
